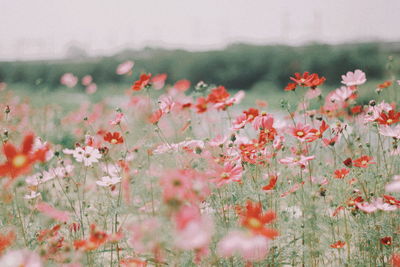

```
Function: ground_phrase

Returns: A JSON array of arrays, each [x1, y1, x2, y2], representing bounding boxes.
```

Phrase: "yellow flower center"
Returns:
[[221, 172, 230, 179], [248, 218, 262, 229], [387, 119, 393, 124], [297, 131, 304, 137], [361, 160, 367, 165], [111, 139, 118, 144], [12, 154, 27, 168]]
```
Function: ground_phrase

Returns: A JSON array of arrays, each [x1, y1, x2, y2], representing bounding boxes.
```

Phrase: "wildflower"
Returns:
[[96, 176, 121, 187], [195, 97, 208, 113], [352, 155, 375, 168], [210, 162, 243, 187], [60, 73, 78, 88], [36, 202, 70, 222], [207, 86, 230, 104], [81, 75, 93, 86], [379, 125, 400, 139], [85, 83, 97, 94], [173, 79, 191, 92], [289, 123, 312, 141], [391, 254, 400, 267], [151, 73, 167, 90], [74, 224, 109, 251], [0, 231, 15, 255], [148, 109, 163, 124], [376, 110, 400, 125], [0, 133, 49, 179], [104, 132, 124, 144], [239, 200, 278, 239], [306, 120, 329, 142], [279, 155, 315, 168], [285, 71, 326, 91], [116, 60, 134, 75], [333, 168, 350, 179], [217, 230, 270, 261], [383, 195, 400, 206], [110, 113, 124, 125], [386, 175, 400, 193], [343, 157, 353, 167], [67, 146, 102, 166], [132, 73, 151, 91], [330, 241, 346, 248], [341, 69, 366, 87], [158, 95, 175, 114], [262, 174, 278, 191], [174, 205, 213, 252], [0, 249, 42, 267], [380, 236, 392, 246]]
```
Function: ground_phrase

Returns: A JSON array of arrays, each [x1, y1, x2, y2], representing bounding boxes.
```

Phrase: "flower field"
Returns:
[[0, 65, 400, 267]]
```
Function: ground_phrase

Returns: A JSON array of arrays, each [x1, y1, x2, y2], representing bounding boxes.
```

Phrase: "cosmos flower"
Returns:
[[341, 69, 366, 87], [116, 61, 134, 75]]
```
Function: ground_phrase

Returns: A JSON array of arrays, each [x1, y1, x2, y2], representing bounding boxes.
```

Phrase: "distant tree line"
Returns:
[[0, 42, 397, 90]]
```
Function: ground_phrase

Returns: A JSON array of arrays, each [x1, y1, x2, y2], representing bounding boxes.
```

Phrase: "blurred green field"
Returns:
[[7, 77, 399, 113]]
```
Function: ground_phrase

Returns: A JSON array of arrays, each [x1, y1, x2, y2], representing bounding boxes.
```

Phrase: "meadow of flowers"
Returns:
[[0, 62, 400, 267]]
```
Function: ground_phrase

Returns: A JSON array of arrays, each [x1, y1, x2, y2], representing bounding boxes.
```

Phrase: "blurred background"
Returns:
[[1, 0, 400, 106]]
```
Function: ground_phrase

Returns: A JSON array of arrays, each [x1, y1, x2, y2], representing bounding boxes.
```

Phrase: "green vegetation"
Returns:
[[1, 42, 399, 91]]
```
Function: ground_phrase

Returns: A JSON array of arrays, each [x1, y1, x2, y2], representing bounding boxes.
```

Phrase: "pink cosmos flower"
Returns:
[[305, 87, 321, 99], [386, 175, 400, 193], [0, 249, 42, 267], [36, 202, 70, 222], [379, 125, 400, 139], [116, 60, 134, 75], [151, 73, 168, 90], [279, 155, 315, 168], [253, 113, 274, 131], [60, 73, 78, 88], [110, 113, 124, 125], [85, 83, 97, 94], [81, 75, 93, 86], [217, 231, 270, 262], [96, 176, 121, 187], [174, 205, 214, 251], [210, 161, 243, 187], [159, 95, 175, 114], [341, 69, 367, 87]]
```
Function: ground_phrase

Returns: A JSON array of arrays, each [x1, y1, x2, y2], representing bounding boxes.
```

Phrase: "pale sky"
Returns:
[[1, 0, 400, 60]]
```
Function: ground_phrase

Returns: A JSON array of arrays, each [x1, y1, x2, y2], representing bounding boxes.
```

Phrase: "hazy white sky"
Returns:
[[1, 0, 400, 60]]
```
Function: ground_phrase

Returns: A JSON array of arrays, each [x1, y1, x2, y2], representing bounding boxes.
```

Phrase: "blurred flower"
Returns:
[[132, 73, 151, 91], [64, 146, 101, 166], [217, 230, 270, 261], [116, 61, 134, 75], [330, 241, 346, 248], [60, 73, 78, 88], [81, 75, 93, 86], [386, 175, 400, 193], [104, 132, 124, 144], [96, 176, 121, 187], [151, 73, 167, 90], [0, 133, 49, 179], [0, 249, 42, 267], [352, 155, 375, 168]]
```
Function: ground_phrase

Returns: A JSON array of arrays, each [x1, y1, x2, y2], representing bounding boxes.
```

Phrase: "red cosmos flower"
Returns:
[[74, 224, 109, 251], [352, 155, 375, 168], [383, 195, 400, 207], [262, 174, 278, 191], [346, 196, 364, 207], [343, 157, 353, 167], [243, 108, 259, 122], [240, 200, 279, 239], [377, 80, 392, 89], [391, 254, 400, 267], [0, 133, 48, 179], [380, 236, 392, 246], [376, 110, 400, 125], [322, 135, 339, 146], [195, 97, 208, 113], [285, 72, 326, 91], [330, 240, 346, 248], [0, 231, 15, 254], [306, 120, 329, 142], [207, 86, 230, 104], [174, 79, 191, 91], [334, 168, 350, 179], [148, 109, 163, 124], [104, 132, 124, 144], [350, 105, 363, 115], [132, 73, 151, 91]]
